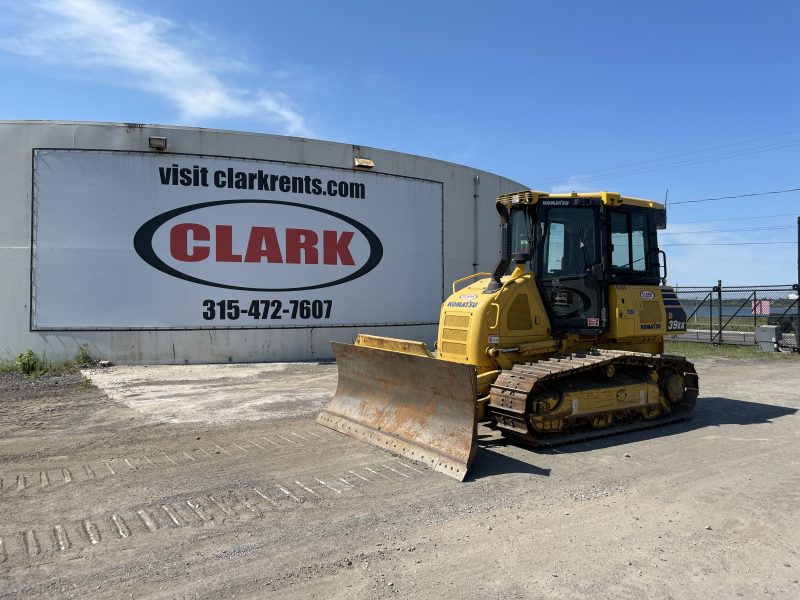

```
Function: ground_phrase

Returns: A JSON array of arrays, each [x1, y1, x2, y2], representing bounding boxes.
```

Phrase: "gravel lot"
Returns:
[[0, 357, 798, 599]]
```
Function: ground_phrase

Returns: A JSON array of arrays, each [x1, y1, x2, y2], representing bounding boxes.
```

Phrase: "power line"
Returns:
[[538, 128, 800, 186], [661, 225, 794, 235], [669, 187, 800, 205], [662, 241, 796, 246], [544, 140, 800, 186], [538, 128, 800, 185], [544, 129, 800, 183], [670, 212, 797, 225]]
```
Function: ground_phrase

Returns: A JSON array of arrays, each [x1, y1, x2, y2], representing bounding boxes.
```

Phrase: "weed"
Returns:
[[74, 344, 92, 366], [15, 349, 41, 374], [48, 361, 77, 377]]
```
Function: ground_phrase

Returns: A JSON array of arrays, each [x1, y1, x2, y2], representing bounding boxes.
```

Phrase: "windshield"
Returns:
[[540, 207, 597, 277]]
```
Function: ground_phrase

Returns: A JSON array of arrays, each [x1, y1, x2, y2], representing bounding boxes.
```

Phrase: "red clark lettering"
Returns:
[[169, 223, 356, 265]]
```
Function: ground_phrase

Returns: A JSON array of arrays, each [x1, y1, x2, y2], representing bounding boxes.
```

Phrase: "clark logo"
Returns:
[[133, 200, 383, 291]]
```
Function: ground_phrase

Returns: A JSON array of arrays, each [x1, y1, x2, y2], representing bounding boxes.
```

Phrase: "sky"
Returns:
[[0, 0, 798, 286]]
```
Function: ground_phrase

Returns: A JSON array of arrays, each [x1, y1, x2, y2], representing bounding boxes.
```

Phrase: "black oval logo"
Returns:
[[133, 199, 383, 292]]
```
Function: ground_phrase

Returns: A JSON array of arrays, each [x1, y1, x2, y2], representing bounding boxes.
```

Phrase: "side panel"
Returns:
[[436, 275, 550, 369], [606, 284, 670, 342]]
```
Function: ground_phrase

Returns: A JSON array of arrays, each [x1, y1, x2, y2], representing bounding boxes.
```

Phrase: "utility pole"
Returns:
[[796, 216, 799, 351]]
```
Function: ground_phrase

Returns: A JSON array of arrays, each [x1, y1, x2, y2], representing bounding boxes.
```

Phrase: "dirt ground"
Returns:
[[0, 357, 798, 599]]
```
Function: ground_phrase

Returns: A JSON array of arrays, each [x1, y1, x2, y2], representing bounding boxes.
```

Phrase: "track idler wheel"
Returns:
[[659, 369, 686, 405]]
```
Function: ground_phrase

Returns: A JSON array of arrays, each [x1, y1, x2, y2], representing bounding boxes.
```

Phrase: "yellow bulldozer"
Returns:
[[317, 190, 698, 480]]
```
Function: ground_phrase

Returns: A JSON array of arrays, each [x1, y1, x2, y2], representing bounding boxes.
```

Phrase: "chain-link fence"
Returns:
[[668, 283, 799, 351]]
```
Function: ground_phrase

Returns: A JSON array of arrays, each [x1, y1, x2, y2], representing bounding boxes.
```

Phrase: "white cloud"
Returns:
[[0, 0, 312, 136]]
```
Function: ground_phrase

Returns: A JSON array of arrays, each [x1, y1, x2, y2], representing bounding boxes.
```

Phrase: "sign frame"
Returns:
[[30, 148, 445, 332]]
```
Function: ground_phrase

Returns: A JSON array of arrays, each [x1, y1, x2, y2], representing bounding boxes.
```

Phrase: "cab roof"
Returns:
[[497, 189, 665, 210]]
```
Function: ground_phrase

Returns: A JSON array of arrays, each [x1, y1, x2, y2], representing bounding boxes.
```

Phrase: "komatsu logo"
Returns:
[[133, 200, 383, 292]]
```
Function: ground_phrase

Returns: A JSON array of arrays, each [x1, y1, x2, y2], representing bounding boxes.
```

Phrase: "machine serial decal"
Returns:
[[667, 319, 687, 332]]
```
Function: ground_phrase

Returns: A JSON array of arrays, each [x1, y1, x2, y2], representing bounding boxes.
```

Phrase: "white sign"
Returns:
[[32, 150, 443, 329]]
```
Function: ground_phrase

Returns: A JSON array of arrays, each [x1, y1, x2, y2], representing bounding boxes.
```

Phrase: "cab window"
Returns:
[[611, 210, 649, 273]]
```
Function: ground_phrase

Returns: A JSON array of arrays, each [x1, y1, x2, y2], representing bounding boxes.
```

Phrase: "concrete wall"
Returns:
[[0, 121, 527, 363]]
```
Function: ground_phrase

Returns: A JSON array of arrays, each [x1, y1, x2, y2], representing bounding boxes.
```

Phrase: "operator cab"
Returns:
[[504, 191, 666, 334]]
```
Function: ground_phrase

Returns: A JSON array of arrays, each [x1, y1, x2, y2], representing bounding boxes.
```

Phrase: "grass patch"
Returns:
[[0, 358, 19, 372], [665, 340, 800, 361], [3, 345, 96, 378]]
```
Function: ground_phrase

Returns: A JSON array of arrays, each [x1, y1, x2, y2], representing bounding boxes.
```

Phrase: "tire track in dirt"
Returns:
[[0, 426, 351, 500], [0, 459, 432, 570]]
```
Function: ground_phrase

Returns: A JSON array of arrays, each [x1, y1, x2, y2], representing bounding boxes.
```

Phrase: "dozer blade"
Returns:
[[317, 342, 478, 481]]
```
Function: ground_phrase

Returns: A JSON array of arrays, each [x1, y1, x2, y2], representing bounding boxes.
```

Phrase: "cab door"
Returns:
[[536, 205, 606, 333]]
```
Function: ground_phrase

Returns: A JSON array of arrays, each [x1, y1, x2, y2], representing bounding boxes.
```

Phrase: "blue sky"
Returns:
[[1, 0, 798, 286]]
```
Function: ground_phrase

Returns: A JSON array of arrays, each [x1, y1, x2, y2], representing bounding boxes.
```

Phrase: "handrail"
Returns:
[[488, 303, 501, 329], [452, 272, 492, 294]]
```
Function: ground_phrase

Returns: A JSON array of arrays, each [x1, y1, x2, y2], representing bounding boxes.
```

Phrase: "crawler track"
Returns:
[[488, 349, 699, 447]]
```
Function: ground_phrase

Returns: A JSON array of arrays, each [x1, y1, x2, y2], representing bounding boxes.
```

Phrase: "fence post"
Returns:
[[708, 291, 713, 342], [715, 280, 723, 344], [753, 289, 757, 332]]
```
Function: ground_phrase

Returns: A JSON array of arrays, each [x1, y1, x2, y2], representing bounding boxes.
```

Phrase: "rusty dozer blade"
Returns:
[[317, 341, 478, 481]]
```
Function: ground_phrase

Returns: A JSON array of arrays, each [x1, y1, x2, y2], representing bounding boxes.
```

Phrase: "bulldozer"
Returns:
[[317, 190, 698, 480]]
